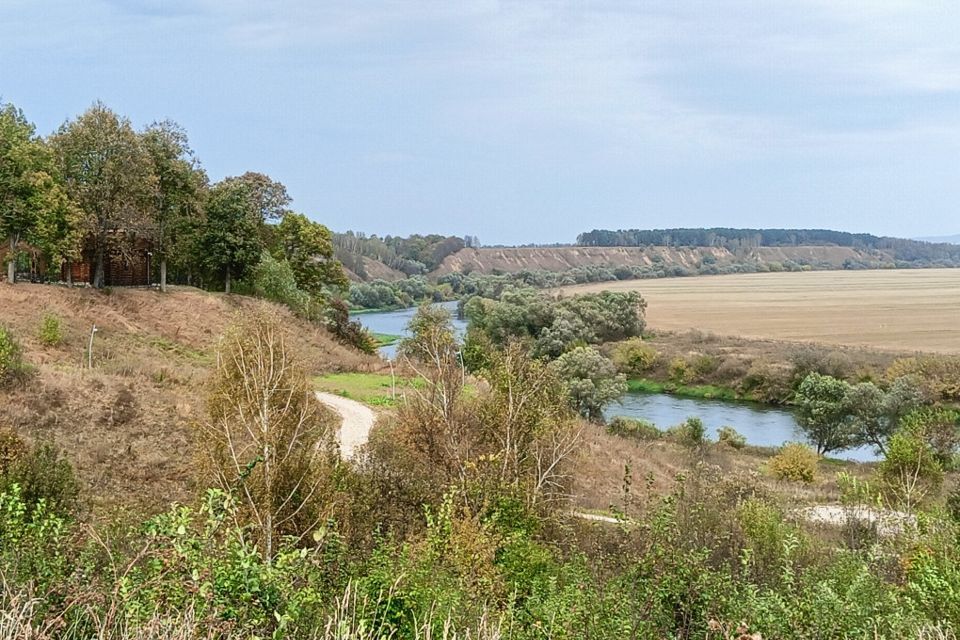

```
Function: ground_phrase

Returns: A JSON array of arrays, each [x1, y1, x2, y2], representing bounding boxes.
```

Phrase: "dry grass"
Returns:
[[0, 582, 504, 640], [0, 284, 382, 514], [571, 422, 874, 516], [562, 268, 960, 354]]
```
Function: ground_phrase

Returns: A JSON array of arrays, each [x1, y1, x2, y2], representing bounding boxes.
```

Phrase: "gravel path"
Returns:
[[315, 392, 376, 460]]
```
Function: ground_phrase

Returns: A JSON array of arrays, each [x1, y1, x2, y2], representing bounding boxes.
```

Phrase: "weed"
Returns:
[[0, 325, 25, 386], [37, 314, 63, 346]]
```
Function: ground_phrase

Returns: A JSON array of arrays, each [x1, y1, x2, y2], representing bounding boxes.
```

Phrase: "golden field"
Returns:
[[561, 268, 960, 354]]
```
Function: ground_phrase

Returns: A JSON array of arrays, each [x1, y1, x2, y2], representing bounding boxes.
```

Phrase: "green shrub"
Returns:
[[611, 338, 659, 375], [0, 325, 24, 386], [0, 428, 26, 474], [250, 251, 311, 315], [791, 347, 854, 384], [717, 426, 746, 449], [740, 362, 793, 404], [607, 416, 662, 440], [37, 314, 63, 346], [769, 442, 818, 483], [666, 417, 708, 449], [736, 497, 801, 585], [947, 487, 960, 523], [668, 357, 690, 384], [877, 428, 943, 510], [0, 440, 80, 518], [690, 353, 720, 379]]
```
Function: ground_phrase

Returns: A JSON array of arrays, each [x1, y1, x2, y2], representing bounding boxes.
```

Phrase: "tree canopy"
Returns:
[[576, 227, 960, 264], [0, 98, 353, 335]]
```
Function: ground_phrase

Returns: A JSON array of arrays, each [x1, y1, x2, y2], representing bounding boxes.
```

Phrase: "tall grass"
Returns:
[[0, 582, 504, 640]]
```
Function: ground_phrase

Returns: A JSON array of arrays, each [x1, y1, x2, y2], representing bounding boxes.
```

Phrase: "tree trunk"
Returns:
[[6, 236, 15, 284], [66, 261, 73, 286], [160, 258, 167, 293], [263, 398, 272, 563], [225, 269, 231, 294], [93, 242, 105, 289]]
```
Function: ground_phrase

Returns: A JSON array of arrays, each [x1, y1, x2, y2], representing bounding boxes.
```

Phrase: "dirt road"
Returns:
[[315, 392, 376, 460]]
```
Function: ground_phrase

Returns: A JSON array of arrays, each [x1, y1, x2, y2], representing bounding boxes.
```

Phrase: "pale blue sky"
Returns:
[[2, 1, 958, 244]]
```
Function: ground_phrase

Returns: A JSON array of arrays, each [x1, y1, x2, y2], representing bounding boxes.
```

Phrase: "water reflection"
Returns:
[[606, 392, 878, 462]]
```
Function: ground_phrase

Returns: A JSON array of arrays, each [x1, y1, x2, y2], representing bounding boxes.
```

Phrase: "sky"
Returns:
[[2, 1, 959, 245]]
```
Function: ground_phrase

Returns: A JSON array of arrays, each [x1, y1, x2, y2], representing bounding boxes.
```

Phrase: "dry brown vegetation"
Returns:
[[570, 422, 874, 516], [562, 268, 960, 354], [0, 284, 381, 514]]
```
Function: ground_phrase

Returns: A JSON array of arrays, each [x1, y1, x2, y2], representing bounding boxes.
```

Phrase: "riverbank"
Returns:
[[371, 332, 402, 347], [607, 329, 919, 406], [626, 378, 750, 403]]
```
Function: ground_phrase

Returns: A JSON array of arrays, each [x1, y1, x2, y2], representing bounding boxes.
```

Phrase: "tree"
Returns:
[[844, 382, 887, 453], [199, 310, 337, 561], [52, 103, 155, 288], [273, 212, 348, 296], [479, 343, 581, 509], [0, 102, 80, 283], [197, 179, 262, 293], [846, 377, 924, 454], [399, 304, 464, 424], [141, 121, 205, 292], [222, 171, 290, 224], [550, 346, 626, 422], [0, 102, 40, 283], [794, 373, 856, 455], [898, 407, 960, 467], [27, 171, 84, 277], [878, 428, 943, 511]]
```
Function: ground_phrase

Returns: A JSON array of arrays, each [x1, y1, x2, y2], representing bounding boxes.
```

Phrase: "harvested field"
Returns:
[[561, 268, 960, 354]]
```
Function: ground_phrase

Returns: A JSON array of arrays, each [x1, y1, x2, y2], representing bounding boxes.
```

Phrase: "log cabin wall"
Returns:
[[61, 242, 152, 286]]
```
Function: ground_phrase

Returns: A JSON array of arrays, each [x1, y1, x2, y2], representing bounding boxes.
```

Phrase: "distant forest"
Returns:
[[577, 228, 960, 263], [333, 232, 479, 278]]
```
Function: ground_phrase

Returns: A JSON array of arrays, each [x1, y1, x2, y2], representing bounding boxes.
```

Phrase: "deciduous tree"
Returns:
[[550, 346, 626, 422], [199, 310, 338, 561], [222, 171, 290, 224], [0, 102, 80, 283], [878, 427, 943, 511], [197, 179, 262, 293], [794, 373, 856, 455], [141, 121, 206, 292], [52, 103, 155, 288], [273, 212, 348, 296]]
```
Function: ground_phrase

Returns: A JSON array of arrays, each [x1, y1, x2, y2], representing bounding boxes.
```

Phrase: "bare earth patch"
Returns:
[[799, 505, 916, 537], [561, 269, 960, 354]]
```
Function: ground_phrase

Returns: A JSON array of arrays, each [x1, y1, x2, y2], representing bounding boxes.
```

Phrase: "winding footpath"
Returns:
[[315, 392, 376, 460]]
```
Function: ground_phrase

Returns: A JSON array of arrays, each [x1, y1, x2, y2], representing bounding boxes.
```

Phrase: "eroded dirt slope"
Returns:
[[431, 245, 891, 275]]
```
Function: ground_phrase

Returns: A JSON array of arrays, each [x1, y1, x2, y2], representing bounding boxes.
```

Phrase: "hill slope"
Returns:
[[432, 245, 892, 276], [0, 285, 380, 514]]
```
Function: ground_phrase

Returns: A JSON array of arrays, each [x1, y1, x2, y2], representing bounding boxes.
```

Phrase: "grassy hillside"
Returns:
[[0, 284, 381, 514]]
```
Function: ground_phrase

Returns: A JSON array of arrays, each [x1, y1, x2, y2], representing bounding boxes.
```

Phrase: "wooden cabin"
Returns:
[[62, 236, 153, 287]]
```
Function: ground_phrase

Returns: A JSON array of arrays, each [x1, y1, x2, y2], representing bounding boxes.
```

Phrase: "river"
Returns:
[[351, 301, 466, 359], [605, 393, 878, 462], [351, 305, 878, 462]]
